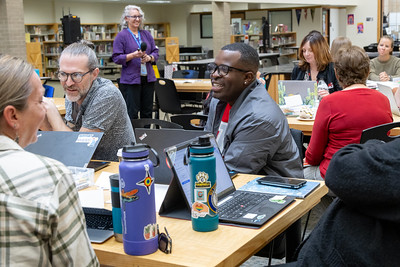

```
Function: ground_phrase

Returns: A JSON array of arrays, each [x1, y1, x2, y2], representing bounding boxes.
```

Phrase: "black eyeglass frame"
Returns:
[[207, 63, 250, 77], [56, 69, 93, 83], [158, 225, 172, 254]]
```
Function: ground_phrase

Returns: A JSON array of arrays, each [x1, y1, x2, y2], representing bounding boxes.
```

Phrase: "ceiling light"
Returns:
[[147, 0, 171, 3]]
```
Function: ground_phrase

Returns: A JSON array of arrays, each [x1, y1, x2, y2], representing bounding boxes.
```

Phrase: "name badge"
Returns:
[[141, 63, 147, 76]]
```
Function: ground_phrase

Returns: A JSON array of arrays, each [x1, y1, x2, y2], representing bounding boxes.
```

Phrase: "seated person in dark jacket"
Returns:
[[292, 30, 341, 98], [294, 139, 400, 266]]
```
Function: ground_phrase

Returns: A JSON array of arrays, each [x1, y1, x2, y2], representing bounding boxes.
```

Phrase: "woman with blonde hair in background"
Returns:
[[0, 54, 98, 266], [369, 35, 400, 81]]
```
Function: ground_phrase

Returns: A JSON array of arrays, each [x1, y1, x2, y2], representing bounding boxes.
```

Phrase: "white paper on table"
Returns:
[[284, 94, 303, 107], [95, 171, 116, 190], [155, 184, 169, 212], [79, 189, 104, 208], [174, 80, 195, 84]]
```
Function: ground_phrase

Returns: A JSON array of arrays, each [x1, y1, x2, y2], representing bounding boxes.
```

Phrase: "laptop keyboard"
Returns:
[[219, 191, 271, 220], [83, 207, 113, 230]]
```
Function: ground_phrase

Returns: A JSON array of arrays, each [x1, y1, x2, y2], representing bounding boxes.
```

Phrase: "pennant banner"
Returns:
[[311, 8, 315, 22], [304, 8, 308, 20], [296, 9, 302, 26]]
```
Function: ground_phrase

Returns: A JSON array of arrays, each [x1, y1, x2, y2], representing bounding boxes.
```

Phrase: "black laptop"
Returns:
[[160, 134, 295, 227], [134, 128, 209, 184], [25, 131, 103, 167]]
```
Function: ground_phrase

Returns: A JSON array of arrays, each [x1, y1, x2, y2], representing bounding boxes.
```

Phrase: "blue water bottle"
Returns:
[[119, 144, 160, 255], [187, 136, 218, 232]]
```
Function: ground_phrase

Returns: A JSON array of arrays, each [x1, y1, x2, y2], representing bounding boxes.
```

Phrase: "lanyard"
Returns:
[[127, 28, 141, 48]]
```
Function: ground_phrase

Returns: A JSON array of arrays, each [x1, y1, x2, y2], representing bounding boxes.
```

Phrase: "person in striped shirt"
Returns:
[[0, 54, 99, 266]]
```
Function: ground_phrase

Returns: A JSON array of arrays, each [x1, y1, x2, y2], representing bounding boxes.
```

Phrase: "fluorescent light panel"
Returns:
[[147, 0, 171, 3]]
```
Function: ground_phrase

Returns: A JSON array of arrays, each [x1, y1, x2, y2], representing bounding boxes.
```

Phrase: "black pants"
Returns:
[[119, 77, 155, 119]]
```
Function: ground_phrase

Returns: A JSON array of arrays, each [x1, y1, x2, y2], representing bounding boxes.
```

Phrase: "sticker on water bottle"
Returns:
[[192, 202, 209, 218], [195, 172, 211, 188], [136, 164, 154, 195], [195, 189, 207, 202], [143, 223, 157, 240]]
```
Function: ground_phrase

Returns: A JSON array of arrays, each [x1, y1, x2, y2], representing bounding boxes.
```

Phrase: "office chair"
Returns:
[[262, 72, 272, 92], [360, 121, 400, 143], [172, 70, 203, 106], [43, 84, 55, 97], [170, 114, 208, 130], [154, 78, 202, 120], [131, 118, 183, 129]]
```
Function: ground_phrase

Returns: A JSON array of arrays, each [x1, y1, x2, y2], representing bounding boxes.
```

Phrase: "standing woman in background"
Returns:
[[112, 5, 159, 119], [291, 30, 341, 98], [369, 35, 400, 81]]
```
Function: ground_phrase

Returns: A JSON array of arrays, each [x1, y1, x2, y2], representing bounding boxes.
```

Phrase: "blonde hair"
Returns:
[[331, 36, 352, 61], [120, 5, 145, 30], [0, 54, 33, 118]]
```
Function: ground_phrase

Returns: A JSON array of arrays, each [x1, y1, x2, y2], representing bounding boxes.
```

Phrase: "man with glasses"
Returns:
[[205, 43, 303, 178], [42, 40, 135, 161]]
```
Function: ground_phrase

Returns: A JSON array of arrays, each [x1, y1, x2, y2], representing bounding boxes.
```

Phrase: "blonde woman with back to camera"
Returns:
[[0, 54, 99, 266]]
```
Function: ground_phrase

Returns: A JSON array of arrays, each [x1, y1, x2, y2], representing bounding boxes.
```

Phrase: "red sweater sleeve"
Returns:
[[305, 100, 331, 165]]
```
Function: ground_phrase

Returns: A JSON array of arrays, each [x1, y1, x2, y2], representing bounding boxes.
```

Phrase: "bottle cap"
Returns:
[[122, 144, 149, 159], [189, 136, 214, 155]]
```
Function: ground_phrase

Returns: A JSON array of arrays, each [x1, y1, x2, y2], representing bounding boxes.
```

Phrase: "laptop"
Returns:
[[25, 131, 103, 167], [278, 80, 317, 106], [83, 207, 114, 244], [160, 134, 295, 227], [134, 128, 210, 185], [377, 83, 400, 116]]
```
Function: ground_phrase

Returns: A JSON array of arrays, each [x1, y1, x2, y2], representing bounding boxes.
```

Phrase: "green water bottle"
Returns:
[[187, 136, 218, 232]]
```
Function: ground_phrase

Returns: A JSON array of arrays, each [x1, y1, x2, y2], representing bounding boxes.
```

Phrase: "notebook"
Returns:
[[160, 134, 295, 227], [377, 83, 400, 116], [278, 80, 317, 106], [134, 128, 210, 185], [25, 131, 103, 168]]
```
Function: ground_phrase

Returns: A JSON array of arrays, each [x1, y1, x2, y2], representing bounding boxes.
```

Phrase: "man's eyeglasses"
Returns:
[[56, 70, 93, 83], [207, 62, 249, 77], [158, 225, 172, 254], [126, 15, 143, 20]]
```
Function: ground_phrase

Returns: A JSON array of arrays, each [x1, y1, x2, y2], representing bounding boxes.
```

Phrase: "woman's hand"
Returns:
[[126, 50, 144, 62], [379, 71, 390, 81], [317, 89, 330, 98], [141, 54, 153, 64]]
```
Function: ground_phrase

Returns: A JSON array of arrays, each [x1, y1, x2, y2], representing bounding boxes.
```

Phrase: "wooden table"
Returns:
[[91, 163, 328, 266], [173, 78, 211, 93], [49, 97, 66, 115], [287, 114, 400, 137]]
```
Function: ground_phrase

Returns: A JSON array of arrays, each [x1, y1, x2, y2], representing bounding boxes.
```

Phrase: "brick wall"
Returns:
[[0, 0, 26, 59]]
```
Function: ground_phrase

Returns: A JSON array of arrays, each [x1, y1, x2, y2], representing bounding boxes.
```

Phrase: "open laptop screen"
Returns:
[[165, 134, 234, 207]]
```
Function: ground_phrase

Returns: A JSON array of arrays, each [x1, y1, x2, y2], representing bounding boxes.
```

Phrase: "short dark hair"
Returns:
[[221, 43, 259, 73], [334, 45, 370, 88]]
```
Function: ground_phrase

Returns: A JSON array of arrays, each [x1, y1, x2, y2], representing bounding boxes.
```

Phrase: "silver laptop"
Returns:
[[278, 80, 317, 105], [160, 134, 295, 227], [377, 83, 400, 116]]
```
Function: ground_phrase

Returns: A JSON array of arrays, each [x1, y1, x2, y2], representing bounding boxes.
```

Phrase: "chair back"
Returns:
[[172, 70, 199, 79], [360, 121, 400, 143], [43, 84, 54, 97], [154, 78, 183, 114], [170, 114, 208, 130], [290, 128, 304, 159], [131, 118, 183, 129], [262, 72, 272, 92]]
